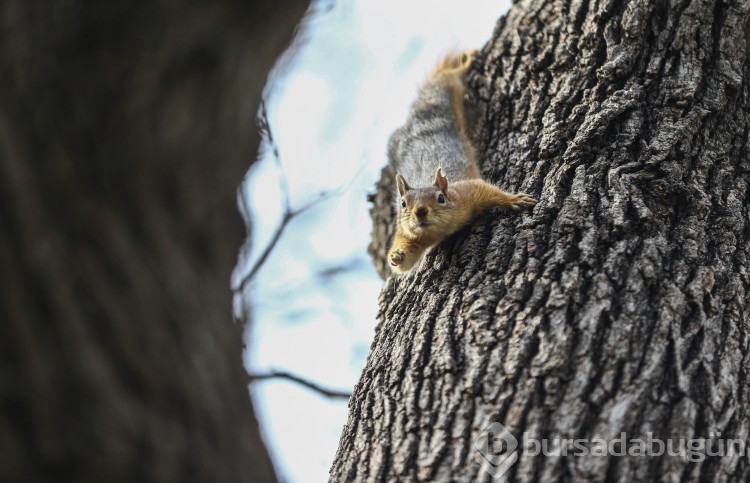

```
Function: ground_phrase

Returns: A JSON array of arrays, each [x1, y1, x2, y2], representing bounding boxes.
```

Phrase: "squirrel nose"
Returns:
[[415, 206, 428, 219]]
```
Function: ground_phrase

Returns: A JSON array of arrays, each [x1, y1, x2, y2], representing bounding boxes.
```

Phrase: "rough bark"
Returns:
[[339, 0, 750, 481], [0, 1, 307, 482]]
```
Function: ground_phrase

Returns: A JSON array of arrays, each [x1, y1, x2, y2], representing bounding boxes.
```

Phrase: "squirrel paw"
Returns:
[[510, 193, 538, 212], [389, 248, 406, 268]]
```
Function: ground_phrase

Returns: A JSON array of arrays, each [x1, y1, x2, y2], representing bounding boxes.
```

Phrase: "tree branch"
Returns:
[[233, 101, 339, 293], [249, 370, 351, 400]]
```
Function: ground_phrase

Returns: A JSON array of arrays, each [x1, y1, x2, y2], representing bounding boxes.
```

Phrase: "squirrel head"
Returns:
[[395, 168, 455, 240]]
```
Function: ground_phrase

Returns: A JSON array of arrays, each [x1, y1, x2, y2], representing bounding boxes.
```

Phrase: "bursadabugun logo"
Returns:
[[474, 422, 519, 478], [474, 421, 748, 478]]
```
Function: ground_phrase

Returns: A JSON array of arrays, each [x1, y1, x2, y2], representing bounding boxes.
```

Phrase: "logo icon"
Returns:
[[475, 422, 518, 478]]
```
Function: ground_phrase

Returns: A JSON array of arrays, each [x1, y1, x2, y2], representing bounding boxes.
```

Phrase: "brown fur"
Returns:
[[423, 50, 480, 177], [388, 169, 536, 273], [388, 50, 537, 274]]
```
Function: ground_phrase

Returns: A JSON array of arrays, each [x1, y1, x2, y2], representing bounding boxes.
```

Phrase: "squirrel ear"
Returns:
[[433, 167, 448, 193], [396, 173, 410, 196]]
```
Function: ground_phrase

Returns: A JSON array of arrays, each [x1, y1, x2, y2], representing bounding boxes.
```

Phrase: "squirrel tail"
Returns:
[[421, 49, 480, 176]]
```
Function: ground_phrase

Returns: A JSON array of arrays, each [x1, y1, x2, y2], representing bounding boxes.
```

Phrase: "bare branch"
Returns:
[[234, 100, 349, 293], [235, 211, 293, 292], [249, 370, 351, 400], [232, 188, 340, 292]]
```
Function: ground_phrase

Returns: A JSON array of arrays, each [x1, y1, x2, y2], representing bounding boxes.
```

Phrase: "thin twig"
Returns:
[[234, 100, 344, 292], [233, 189, 338, 293], [260, 100, 291, 212], [249, 370, 351, 400]]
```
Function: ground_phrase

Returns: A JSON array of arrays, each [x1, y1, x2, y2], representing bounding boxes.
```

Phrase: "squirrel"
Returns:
[[386, 50, 537, 273]]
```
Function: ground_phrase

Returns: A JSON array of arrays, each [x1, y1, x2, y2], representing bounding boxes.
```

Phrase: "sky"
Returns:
[[234, 1, 511, 481]]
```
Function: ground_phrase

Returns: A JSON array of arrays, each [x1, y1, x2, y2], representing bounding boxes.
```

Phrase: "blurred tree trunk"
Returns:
[[0, 1, 308, 482], [337, 0, 750, 481]]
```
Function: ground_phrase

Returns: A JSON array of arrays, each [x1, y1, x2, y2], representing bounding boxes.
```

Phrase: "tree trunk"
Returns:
[[0, 1, 307, 482], [337, 0, 750, 481]]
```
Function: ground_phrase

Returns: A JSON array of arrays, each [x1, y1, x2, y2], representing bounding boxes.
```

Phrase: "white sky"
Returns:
[[235, 1, 511, 481]]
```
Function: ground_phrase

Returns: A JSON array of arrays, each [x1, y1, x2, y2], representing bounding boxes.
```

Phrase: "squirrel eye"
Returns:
[[437, 193, 446, 204], [401, 200, 406, 208]]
